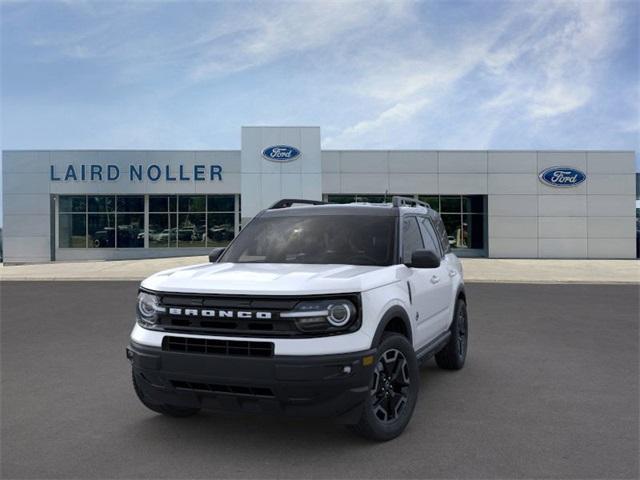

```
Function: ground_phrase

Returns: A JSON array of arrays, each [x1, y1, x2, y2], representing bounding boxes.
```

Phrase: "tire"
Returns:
[[349, 333, 419, 441], [132, 370, 200, 418], [435, 298, 468, 370]]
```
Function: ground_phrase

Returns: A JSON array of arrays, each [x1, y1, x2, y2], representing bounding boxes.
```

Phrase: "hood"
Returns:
[[141, 262, 402, 295]]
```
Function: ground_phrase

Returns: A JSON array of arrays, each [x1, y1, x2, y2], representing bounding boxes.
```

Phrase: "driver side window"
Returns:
[[402, 216, 424, 263]]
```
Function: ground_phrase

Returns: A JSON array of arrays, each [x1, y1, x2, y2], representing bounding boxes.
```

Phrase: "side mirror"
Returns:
[[208, 247, 225, 263], [407, 249, 440, 269]]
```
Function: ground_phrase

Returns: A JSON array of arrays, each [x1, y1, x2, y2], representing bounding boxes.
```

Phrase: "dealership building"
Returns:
[[1, 126, 637, 263]]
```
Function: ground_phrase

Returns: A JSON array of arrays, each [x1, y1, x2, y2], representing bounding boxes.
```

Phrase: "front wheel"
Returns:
[[435, 299, 468, 370], [349, 333, 419, 441]]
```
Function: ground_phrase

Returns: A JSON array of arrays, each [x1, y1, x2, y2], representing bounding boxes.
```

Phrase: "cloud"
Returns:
[[325, 0, 629, 147]]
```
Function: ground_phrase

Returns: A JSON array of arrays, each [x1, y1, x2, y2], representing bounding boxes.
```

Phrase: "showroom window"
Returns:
[[59, 194, 238, 249], [326, 194, 487, 254], [148, 195, 237, 248], [418, 195, 486, 251], [59, 195, 144, 248], [326, 194, 399, 204]]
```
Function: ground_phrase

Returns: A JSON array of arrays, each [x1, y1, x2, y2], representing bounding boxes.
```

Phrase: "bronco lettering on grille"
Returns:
[[167, 308, 272, 320]]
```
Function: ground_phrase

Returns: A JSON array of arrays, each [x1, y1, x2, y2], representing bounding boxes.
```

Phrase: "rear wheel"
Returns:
[[435, 299, 468, 370], [349, 333, 419, 441], [132, 370, 200, 418]]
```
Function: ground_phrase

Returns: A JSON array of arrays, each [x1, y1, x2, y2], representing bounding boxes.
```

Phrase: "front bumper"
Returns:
[[127, 341, 376, 423]]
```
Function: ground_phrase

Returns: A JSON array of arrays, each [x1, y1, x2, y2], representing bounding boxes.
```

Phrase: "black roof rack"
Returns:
[[269, 198, 327, 209], [391, 196, 430, 209]]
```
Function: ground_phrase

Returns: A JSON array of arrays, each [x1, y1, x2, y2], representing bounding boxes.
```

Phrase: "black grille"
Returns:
[[162, 336, 274, 357], [171, 380, 274, 398], [154, 293, 361, 338]]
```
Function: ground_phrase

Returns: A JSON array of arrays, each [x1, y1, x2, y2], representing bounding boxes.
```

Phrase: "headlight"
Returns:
[[281, 299, 358, 333], [136, 291, 165, 328]]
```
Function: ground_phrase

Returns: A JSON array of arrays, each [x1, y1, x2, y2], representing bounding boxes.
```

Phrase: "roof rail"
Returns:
[[391, 196, 430, 209], [269, 198, 327, 209]]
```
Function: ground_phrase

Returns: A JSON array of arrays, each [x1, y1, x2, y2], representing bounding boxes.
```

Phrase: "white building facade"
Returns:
[[2, 126, 637, 263]]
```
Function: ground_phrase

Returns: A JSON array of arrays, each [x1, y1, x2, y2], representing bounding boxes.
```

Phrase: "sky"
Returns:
[[0, 0, 639, 223]]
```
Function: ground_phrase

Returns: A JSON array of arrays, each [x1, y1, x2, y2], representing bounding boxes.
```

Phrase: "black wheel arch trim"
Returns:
[[371, 305, 413, 347]]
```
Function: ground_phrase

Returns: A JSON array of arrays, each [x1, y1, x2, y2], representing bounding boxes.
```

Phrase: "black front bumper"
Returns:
[[127, 341, 376, 423]]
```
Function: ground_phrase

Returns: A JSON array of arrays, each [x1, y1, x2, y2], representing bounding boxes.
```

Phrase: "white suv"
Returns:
[[127, 197, 468, 441]]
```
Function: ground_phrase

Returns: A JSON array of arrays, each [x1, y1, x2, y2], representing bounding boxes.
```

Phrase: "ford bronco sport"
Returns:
[[127, 196, 468, 441]]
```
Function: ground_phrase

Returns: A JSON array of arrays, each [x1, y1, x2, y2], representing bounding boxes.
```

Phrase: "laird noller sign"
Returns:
[[50, 163, 223, 182]]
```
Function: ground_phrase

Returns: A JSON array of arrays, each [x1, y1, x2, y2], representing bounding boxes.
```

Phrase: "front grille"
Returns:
[[153, 292, 361, 338], [162, 336, 274, 357], [171, 380, 274, 398]]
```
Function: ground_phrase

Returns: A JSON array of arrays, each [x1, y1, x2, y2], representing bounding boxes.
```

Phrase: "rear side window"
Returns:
[[402, 216, 424, 263], [418, 217, 442, 257], [431, 214, 451, 254]]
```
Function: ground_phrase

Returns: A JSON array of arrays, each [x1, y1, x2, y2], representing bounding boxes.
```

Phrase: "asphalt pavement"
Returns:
[[1, 282, 638, 479]]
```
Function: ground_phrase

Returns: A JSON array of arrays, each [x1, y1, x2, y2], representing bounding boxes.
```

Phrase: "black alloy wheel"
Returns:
[[371, 348, 411, 423]]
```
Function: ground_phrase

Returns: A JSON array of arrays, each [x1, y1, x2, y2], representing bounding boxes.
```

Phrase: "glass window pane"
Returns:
[[358, 195, 389, 203], [169, 195, 177, 212], [463, 213, 485, 249], [178, 195, 205, 212], [207, 213, 235, 246], [177, 213, 205, 247], [88, 196, 115, 213], [59, 214, 86, 247], [149, 196, 168, 212], [149, 213, 169, 248], [418, 196, 439, 211], [440, 196, 461, 213], [418, 217, 441, 256], [59, 196, 86, 213], [402, 217, 424, 262], [169, 212, 178, 246], [117, 195, 144, 212], [88, 213, 115, 248], [117, 213, 144, 248], [441, 214, 462, 249], [462, 195, 485, 214], [327, 195, 356, 204], [207, 195, 235, 212]]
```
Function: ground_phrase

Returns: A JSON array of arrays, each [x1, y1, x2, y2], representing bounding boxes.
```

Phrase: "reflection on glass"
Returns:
[[59, 196, 86, 213], [149, 196, 168, 212], [117, 213, 144, 248], [418, 196, 439, 211], [207, 195, 235, 212], [177, 213, 205, 247], [88, 214, 115, 248], [117, 196, 144, 213], [178, 195, 206, 213], [463, 214, 484, 249], [357, 195, 387, 203], [327, 195, 356, 204], [462, 195, 485, 214], [59, 214, 86, 247], [149, 213, 169, 248], [207, 213, 234, 246], [440, 196, 461, 213], [88, 196, 115, 212], [441, 214, 462, 249]]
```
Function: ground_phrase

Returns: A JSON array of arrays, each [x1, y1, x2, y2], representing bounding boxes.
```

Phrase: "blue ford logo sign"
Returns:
[[538, 166, 586, 187], [261, 145, 301, 162]]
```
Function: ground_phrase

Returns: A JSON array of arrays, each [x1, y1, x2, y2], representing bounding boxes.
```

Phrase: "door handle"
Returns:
[[449, 270, 457, 277], [430, 275, 440, 284]]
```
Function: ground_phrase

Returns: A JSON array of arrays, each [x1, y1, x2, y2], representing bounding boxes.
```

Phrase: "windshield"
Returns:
[[221, 214, 396, 266]]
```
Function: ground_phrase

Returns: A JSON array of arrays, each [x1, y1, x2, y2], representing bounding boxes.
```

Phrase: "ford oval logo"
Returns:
[[261, 145, 301, 162], [538, 166, 586, 188]]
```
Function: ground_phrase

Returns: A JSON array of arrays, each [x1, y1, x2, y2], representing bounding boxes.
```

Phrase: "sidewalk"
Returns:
[[0, 257, 638, 283]]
